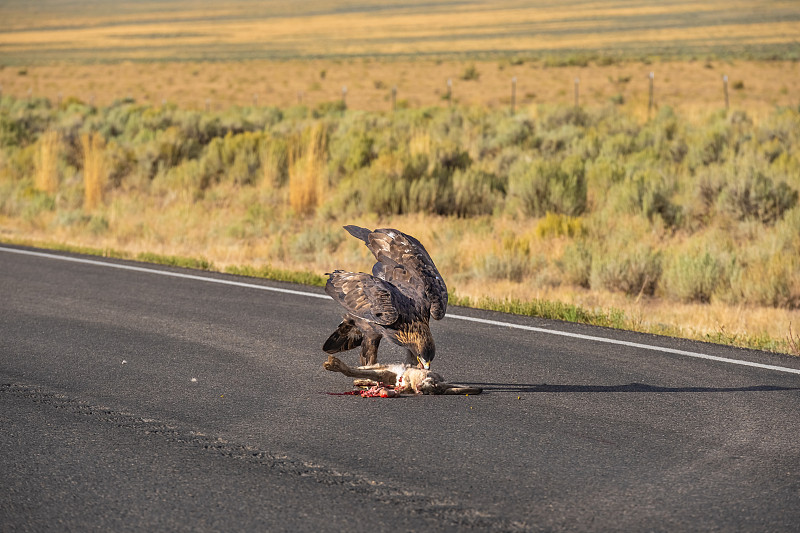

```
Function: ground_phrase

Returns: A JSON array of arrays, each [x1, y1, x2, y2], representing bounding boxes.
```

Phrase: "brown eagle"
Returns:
[[323, 225, 448, 369]]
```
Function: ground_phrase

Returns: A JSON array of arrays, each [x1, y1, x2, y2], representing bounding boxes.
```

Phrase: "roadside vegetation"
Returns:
[[2, 93, 799, 354]]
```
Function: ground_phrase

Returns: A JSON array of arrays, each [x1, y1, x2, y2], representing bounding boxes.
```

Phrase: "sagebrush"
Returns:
[[1, 95, 799, 314]]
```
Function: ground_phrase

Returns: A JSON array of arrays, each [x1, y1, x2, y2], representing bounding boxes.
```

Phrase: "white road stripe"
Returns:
[[3, 245, 800, 376], [447, 314, 800, 376], [0, 246, 330, 300]]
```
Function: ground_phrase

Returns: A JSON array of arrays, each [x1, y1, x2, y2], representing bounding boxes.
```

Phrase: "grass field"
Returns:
[[2, 1, 798, 117], [1, 59, 799, 120], [2, 1, 800, 355]]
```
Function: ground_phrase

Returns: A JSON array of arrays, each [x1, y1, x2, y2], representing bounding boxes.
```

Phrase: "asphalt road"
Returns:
[[2, 244, 799, 532]]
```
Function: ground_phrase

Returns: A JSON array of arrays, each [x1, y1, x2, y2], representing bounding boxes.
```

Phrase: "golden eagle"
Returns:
[[323, 225, 448, 369]]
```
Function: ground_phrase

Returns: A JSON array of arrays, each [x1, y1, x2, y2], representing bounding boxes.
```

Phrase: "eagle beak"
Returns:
[[417, 357, 430, 370]]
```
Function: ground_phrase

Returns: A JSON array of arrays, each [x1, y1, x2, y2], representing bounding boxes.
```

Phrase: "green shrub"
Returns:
[[600, 132, 636, 158], [451, 168, 503, 217], [688, 121, 729, 168], [290, 226, 345, 261], [717, 167, 798, 224], [405, 176, 442, 214], [343, 132, 375, 173], [261, 134, 290, 187], [538, 124, 581, 155], [20, 187, 56, 221], [0, 112, 27, 147], [689, 168, 726, 221], [539, 105, 589, 129], [508, 154, 586, 217], [500, 116, 535, 146], [586, 156, 625, 200], [727, 253, 800, 308], [591, 244, 662, 296], [476, 250, 530, 282], [156, 159, 208, 198], [87, 215, 109, 235], [662, 251, 725, 303], [606, 167, 682, 227], [461, 64, 480, 81], [560, 240, 592, 288], [199, 130, 264, 186], [363, 170, 408, 215], [475, 235, 532, 282], [313, 100, 347, 117]]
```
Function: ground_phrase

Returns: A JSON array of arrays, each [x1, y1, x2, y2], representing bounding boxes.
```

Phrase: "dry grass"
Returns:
[[1, 1, 798, 120], [288, 123, 328, 214], [81, 132, 106, 210], [788, 323, 800, 356], [34, 130, 60, 194], [3, 203, 799, 353]]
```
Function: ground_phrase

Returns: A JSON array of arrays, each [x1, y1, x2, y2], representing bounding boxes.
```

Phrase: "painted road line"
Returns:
[[446, 314, 800, 376], [3, 245, 800, 376], [0, 246, 329, 300]]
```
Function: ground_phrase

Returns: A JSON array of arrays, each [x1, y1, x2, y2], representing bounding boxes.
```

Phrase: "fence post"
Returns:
[[392, 85, 397, 112], [574, 77, 580, 108], [723, 75, 729, 111], [341, 85, 347, 107], [511, 76, 517, 114], [648, 71, 654, 118], [205, 98, 210, 112], [253, 93, 258, 106], [447, 78, 452, 106]]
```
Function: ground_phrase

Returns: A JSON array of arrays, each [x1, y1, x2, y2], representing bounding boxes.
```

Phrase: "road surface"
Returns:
[[2, 244, 799, 531]]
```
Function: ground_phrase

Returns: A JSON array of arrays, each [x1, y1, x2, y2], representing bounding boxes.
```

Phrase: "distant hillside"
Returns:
[[1, 0, 799, 64]]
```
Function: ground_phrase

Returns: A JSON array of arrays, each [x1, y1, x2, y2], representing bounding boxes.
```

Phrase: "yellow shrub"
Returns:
[[81, 132, 106, 210], [288, 122, 327, 214], [34, 130, 61, 194], [535, 212, 584, 238]]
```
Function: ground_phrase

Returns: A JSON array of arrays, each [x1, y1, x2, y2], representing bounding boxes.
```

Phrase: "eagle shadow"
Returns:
[[458, 383, 800, 394]]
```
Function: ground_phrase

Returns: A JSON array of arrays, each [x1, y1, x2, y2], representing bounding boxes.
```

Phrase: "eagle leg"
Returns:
[[360, 334, 381, 366]]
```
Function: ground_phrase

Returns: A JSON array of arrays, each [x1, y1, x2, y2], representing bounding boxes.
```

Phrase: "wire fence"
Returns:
[[0, 71, 774, 116]]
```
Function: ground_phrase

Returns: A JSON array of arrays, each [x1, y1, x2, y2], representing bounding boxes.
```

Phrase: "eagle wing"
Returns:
[[344, 225, 448, 320], [324, 270, 400, 326]]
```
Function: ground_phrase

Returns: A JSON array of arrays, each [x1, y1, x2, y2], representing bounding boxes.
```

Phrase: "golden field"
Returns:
[[1, 58, 799, 120], [1, 0, 799, 117]]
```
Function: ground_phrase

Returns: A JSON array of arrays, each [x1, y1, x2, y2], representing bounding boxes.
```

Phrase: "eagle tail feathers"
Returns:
[[343, 225, 372, 244]]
